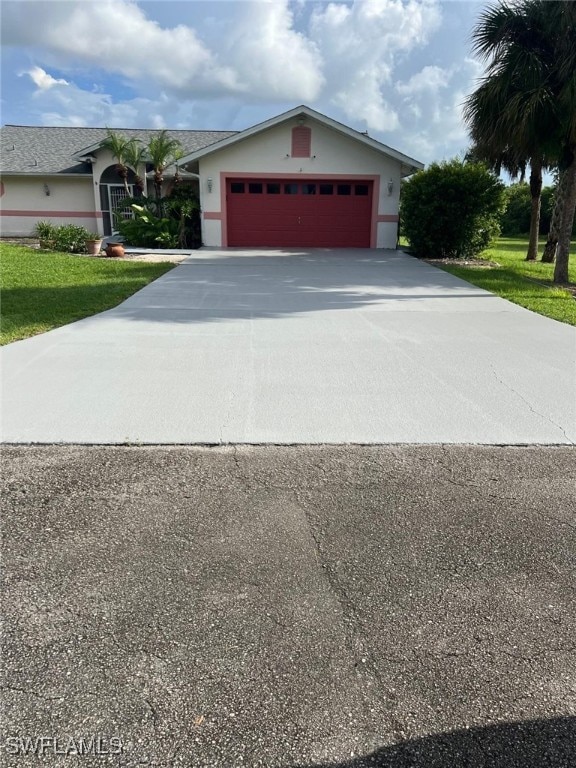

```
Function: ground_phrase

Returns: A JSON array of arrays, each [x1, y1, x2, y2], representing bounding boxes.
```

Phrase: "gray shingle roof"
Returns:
[[0, 125, 237, 175]]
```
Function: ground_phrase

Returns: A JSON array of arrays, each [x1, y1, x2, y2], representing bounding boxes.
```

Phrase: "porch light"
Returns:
[[43, 183, 50, 196], [387, 179, 394, 196], [207, 177, 213, 193]]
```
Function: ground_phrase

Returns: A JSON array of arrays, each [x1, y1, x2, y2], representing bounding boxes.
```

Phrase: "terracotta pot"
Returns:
[[105, 243, 125, 258], [86, 239, 103, 256]]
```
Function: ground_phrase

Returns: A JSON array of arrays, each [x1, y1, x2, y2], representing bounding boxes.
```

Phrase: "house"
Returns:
[[0, 105, 423, 248]]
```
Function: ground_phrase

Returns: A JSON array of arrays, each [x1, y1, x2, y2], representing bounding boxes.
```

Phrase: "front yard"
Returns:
[[437, 238, 576, 326], [0, 244, 175, 345]]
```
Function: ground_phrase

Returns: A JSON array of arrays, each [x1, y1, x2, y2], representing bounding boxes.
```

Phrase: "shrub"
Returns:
[[401, 159, 506, 259], [115, 184, 201, 249], [34, 220, 57, 248], [52, 224, 93, 253], [34, 222, 92, 252], [116, 204, 179, 248]]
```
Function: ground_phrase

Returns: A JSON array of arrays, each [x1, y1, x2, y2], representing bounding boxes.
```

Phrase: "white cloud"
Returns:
[[309, 0, 442, 132], [3, 0, 440, 117], [396, 65, 448, 96], [223, 1, 324, 101], [2, 0, 484, 163], [2, 0, 322, 100], [23, 65, 69, 90], [393, 58, 484, 161]]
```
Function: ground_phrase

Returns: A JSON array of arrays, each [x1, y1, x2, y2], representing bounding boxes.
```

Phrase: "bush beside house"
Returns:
[[401, 159, 506, 259]]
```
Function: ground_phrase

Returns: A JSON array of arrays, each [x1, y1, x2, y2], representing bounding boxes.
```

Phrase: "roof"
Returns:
[[179, 105, 424, 177], [0, 125, 237, 176]]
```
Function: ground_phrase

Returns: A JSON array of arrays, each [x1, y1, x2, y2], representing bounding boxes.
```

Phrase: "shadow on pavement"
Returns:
[[292, 716, 576, 768]]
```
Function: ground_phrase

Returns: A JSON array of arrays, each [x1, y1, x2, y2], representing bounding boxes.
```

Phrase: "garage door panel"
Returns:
[[227, 178, 372, 247]]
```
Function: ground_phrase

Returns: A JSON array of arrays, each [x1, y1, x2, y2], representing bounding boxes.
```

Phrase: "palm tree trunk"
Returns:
[[553, 157, 576, 284], [118, 166, 130, 196], [542, 170, 568, 262], [526, 158, 542, 260]]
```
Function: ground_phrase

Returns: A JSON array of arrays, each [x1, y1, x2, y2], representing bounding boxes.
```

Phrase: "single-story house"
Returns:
[[0, 105, 423, 249]]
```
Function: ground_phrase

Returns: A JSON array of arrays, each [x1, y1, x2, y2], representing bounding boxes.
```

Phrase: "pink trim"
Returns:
[[203, 211, 222, 220], [220, 172, 228, 246], [0, 210, 99, 218], [376, 214, 399, 222], [220, 173, 382, 248], [370, 177, 380, 248]]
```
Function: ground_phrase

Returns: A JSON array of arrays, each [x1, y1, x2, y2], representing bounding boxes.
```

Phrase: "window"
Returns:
[[248, 183, 263, 194], [231, 182, 245, 193], [284, 183, 299, 195], [319, 184, 333, 195], [267, 183, 281, 194], [302, 183, 316, 195], [337, 184, 351, 195], [355, 184, 369, 196]]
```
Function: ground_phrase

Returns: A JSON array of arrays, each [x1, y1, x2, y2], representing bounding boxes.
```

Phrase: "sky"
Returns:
[[0, 0, 487, 165]]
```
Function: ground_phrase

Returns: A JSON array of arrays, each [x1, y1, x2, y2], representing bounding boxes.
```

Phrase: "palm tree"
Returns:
[[464, 0, 558, 262], [147, 130, 182, 204], [124, 139, 147, 197], [465, 1, 576, 280], [546, 3, 576, 282], [172, 147, 185, 186], [100, 129, 131, 195]]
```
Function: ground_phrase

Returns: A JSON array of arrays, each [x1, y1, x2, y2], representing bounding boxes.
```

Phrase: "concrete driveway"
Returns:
[[1, 248, 575, 444]]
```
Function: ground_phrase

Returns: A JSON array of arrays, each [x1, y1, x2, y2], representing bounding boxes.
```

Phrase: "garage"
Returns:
[[178, 105, 423, 249], [226, 178, 373, 247]]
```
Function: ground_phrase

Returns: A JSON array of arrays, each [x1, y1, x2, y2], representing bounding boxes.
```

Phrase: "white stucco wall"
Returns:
[[0, 175, 97, 237], [197, 119, 401, 248]]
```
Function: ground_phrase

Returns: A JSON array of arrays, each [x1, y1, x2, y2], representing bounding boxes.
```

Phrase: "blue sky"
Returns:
[[1, 0, 486, 164]]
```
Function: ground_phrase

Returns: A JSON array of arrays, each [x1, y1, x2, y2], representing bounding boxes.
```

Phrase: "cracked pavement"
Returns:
[[2, 444, 576, 767]]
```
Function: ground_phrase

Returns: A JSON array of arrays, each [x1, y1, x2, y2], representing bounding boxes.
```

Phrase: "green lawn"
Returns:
[[0, 244, 176, 345], [435, 238, 576, 326]]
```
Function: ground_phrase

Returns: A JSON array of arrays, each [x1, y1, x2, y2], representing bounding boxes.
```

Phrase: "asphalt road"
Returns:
[[2, 445, 575, 767], [2, 249, 575, 444]]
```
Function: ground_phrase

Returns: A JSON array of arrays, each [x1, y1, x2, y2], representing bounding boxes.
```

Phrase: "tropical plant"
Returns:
[[124, 139, 147, 196], [401, 159, 506, 259], [165, 185, 201, 248], [34, 220, 56, 248], [464, 1, 559, 262], [147, 130, 182, 205], [172, 147, 185, 186], [465, 1, 576, 282], [115, 203, 179, 248], [100, 129, 131, 195]]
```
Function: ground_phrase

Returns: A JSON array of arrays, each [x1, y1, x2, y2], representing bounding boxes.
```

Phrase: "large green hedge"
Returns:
[[401, 159, 506, 259]]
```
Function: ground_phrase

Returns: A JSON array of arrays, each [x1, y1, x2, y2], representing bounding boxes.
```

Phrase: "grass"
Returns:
[[0, 244, 176, 345], [431, 237, 576, 326]]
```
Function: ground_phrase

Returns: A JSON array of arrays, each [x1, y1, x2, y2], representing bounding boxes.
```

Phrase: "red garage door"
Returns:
[[226, 179, 373, 247]]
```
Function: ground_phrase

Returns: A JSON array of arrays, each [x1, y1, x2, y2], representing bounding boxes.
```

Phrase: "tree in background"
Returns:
[[401, 159, 506, 259], [464, 1, 576, 281], [464, 0, 557, 262]]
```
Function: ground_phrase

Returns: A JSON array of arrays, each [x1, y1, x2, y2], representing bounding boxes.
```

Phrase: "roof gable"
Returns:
[[179, 105, 424, 176]]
